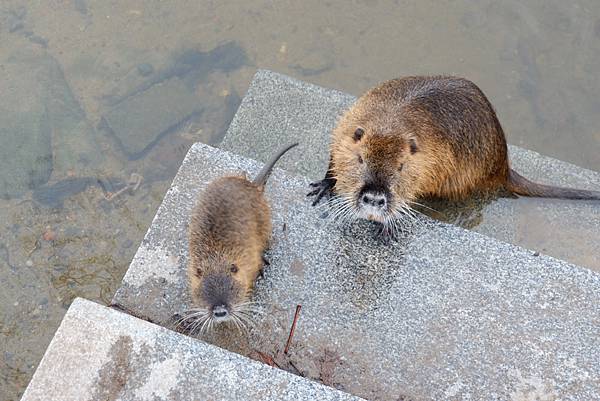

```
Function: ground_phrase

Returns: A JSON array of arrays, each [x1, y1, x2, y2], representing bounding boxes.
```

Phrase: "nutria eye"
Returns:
[[230, 264, 238, 273], [409, 138, 418, 154], [358, 155, 363, 164], [353, 128, 365, 142]]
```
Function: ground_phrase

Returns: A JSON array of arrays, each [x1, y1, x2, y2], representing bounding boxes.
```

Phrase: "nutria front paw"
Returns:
[[307, 177, 336, 206], [171, 312, 194, 333]]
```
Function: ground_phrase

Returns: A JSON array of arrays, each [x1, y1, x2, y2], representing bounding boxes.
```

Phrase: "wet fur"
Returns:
[[327, 76, 600, 210], [184, 143, 297, 333], [188, 176, 271, 309]]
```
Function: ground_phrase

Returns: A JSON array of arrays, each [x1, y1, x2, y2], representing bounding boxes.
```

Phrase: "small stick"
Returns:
[[254, 350, 281, 368], [284, 304, 302, 355]]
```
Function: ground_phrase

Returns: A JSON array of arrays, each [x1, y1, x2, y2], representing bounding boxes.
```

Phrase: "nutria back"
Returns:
[[350, 76, 510, 198], [189, 176, 271, 268]]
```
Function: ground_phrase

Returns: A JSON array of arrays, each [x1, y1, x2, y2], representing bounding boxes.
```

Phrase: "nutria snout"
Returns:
[[200, 269, 244, 321]]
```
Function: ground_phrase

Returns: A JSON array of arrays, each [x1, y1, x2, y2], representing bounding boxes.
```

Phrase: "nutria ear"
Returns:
[[353, 127, 365, 142], [409, 138, 418, 154]]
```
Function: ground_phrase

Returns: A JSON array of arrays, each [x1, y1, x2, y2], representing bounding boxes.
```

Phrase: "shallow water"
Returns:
[[0, 1, 599, 399]]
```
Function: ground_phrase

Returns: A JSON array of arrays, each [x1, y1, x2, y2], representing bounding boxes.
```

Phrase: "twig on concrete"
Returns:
[[284, 304, 302, 355], [253, 350, 281, 368]]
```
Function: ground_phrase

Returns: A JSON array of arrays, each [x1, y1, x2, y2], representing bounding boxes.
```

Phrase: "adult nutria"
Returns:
[[178, 142, 298, 334], [308, 76, 600, 232]]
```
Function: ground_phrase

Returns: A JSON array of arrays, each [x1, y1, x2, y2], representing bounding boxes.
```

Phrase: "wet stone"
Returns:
[[121, 239, 134, 249], [27, 34, 48, 48], [0, 48, 53, 198], [8, 18, 24, 33], [72, 0, 88, 15], [101, 77, 201, 158], [1, 43, 104, 192], [136, 62, 154, 77], [11, 6, 27, 19]]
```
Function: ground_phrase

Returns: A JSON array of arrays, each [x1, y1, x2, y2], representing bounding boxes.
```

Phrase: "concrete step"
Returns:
[[20, 298, 362, 401], [220, 70, 600, 273], [112, 143, 600, 400]]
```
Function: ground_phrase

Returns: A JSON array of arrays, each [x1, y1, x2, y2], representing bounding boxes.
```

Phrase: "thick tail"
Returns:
[[252, 142, 299, 187], [506, 168, 600, 200]]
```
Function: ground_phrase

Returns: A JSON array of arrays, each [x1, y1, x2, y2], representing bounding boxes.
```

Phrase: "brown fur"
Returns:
[[188, 175, 272, 308], [188, 142, 297, 311], [324, 76, 600, 211]]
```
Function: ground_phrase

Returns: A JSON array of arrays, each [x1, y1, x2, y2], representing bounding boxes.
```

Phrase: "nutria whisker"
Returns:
[[232, 312, 255, 333], [236, 305, 265, 316], [235, 301, 264, 309], [233, 305, 262, 322], [175, 309, 209, 330], [329, 195, 359, 224], [229, 314, 245, 334], [201, 316, 214, 336], [406, 200, 438, 214], [192, 314, 211, 335]]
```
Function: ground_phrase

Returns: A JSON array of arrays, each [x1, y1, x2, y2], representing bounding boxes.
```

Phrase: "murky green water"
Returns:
[[1, 1, 599, 399]]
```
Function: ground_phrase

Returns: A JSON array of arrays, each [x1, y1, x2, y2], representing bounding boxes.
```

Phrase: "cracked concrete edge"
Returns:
[[21, 298, 363, 401]]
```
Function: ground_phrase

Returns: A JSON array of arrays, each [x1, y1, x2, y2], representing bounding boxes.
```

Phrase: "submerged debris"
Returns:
[[31, 173, 143, 208]]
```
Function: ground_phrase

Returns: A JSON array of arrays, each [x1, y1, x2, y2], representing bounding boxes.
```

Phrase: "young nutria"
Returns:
[[308, 76, 600, 233], [179, 142, 298, 334]]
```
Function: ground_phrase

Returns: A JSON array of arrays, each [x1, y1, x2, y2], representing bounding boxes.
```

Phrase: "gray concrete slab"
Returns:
[[219, 70, 600, 273], [21, 298, 361, 401], [113, 143, 600, 401]]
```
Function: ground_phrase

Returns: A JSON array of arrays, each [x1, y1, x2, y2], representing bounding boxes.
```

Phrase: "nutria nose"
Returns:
[[212, 305, 228, 318], [361, 192, 386, 208]]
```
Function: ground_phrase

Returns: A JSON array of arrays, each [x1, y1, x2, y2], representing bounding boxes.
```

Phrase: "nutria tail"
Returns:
[[507, 169, 600, 200], [252, 142, 299, 187]]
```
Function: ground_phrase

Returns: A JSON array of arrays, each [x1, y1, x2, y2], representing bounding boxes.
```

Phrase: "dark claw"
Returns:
[[306, 188, 321, 197], [262, 256, 270, 266], [307, 177, 335, 206]]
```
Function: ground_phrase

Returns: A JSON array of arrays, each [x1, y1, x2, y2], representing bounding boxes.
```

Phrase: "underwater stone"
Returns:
[[101, 77, 200, 158]]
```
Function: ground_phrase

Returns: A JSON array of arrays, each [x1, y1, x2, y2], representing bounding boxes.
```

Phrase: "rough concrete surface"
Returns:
[[113, 143, 600, 401], [20, 298, 362, 401], [219, 70, 600, 272]]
